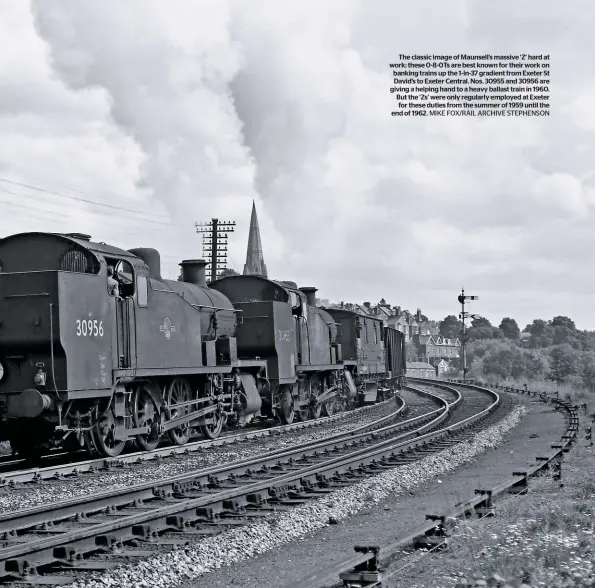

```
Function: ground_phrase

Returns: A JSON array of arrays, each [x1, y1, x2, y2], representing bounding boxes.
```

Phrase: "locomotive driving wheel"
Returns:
[[165, 378, 192, 446], [132, 385, 161, 451], [198, 378, 225, 440], [276, 385, 295, 425], [89, 400, 126, 457], [308, 376, 322, 420]]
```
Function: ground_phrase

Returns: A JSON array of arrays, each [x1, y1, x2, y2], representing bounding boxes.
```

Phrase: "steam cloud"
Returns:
[[24, 0, 595, 326]]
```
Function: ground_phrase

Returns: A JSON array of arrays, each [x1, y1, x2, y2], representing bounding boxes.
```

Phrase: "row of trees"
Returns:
[[437, 312, 595, 390], [438, 314, 520, 342]]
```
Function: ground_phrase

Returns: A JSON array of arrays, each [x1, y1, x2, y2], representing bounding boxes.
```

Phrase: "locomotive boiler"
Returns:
[[0, 232, 266, 458]]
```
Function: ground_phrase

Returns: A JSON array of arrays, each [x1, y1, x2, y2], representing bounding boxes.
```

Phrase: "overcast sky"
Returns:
[[0, 0, 593, 330]]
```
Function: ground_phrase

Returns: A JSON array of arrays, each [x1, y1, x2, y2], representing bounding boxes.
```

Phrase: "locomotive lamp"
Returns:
[[0, 361, 4, 381], [34, 362, 47, 387]]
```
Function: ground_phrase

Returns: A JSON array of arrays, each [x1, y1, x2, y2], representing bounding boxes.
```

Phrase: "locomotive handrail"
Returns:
[[147, 283, 242, 316], [190, 303, 243, 314]]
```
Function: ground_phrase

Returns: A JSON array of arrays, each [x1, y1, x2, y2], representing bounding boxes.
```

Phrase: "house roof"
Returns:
[[407, 361, 435, 369]]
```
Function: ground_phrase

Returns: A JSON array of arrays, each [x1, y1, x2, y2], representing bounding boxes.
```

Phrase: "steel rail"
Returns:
[[0, 386, 448, 536], [0, 395, 400, 486], [286, 380, 578, 588], [0, 383, 489, 582]]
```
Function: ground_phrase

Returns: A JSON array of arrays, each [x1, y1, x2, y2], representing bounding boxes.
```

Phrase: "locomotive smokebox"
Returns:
[[180, 259, 208, 287], [128, 248, 162, 280], [300, 287, 318, 307]]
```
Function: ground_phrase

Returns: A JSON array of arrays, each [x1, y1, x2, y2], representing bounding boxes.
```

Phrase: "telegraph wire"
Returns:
[[0, 187, 177, 233], [0, 158, 153, 207], [0, 176, 181, 224]]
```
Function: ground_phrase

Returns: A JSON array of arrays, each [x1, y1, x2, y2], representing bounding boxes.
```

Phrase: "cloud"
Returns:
[[0, 0, 593, 328]]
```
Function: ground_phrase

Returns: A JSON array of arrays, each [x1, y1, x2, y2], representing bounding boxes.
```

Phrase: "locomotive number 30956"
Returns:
[[76, 319, 104, 337]]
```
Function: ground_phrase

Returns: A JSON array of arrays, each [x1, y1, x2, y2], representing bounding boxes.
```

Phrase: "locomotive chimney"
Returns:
[[128, 248, 162, 280], [180, 259, 208, 287], [300, 287, 318, 307]]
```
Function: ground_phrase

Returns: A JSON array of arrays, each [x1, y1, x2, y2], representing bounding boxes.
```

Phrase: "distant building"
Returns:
[[243, 200, 268, 278], [409, 333, 461, 363], [406, 361, 436, 379]]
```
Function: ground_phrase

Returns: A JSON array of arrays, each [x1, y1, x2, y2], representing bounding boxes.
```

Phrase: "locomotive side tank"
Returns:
[[0, 232, 267, 459], [209, 275, 345, 423]]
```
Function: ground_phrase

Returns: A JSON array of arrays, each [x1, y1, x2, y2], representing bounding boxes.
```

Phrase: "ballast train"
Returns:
[[0, 232, 406, 459]]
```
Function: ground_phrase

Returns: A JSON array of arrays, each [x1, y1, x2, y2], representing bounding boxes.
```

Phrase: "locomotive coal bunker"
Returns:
[[0, 231, 407, 460]]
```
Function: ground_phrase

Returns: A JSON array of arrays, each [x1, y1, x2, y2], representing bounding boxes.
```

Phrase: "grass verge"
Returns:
[[388, 438, 595, 588]]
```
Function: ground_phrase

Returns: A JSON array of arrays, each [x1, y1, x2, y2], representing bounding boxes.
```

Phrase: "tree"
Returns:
[[219, 268, 240, 278], [499, 317, 520, 340], [471, 316, 492, 329], [547, 344, 580, 383], [526, 319, 554, 348], [466, 317, 502, 341], [439, 315, 463, 340], [177, 268, 183, 282], [468, 339, 548, 381], [551, 316, 576, 331]]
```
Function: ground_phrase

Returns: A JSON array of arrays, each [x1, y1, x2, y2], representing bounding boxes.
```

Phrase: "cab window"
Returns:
[[106, 258, 135, 298]]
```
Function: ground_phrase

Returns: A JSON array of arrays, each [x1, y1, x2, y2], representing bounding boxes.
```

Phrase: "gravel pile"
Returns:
[[0, 398, 413, 514], [62, 405, 528, 588]]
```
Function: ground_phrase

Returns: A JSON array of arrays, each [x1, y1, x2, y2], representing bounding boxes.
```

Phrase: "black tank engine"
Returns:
[[0, 232, 406, 459]]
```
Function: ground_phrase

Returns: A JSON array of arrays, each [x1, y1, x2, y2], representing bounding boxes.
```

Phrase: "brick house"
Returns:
[[406, 361, 436, 379], [408, 333, 461, 364]]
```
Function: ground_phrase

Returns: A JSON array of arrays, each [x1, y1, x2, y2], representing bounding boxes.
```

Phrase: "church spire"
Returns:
[[243, 200, 268, 278]]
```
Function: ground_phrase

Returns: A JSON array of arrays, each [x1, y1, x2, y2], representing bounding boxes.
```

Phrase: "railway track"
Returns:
[[285, 380, 579, 588], [0, 382, 496, 585], [0, 397, 402, 487]]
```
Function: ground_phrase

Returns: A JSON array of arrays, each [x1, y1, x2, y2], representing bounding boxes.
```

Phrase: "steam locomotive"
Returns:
[[0, 232, 406, 459]]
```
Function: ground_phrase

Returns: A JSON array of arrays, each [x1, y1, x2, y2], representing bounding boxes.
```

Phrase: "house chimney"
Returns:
[[300, 287, 318, 306], [416, 308, 422, 322], [179, 259, 208, 287]]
